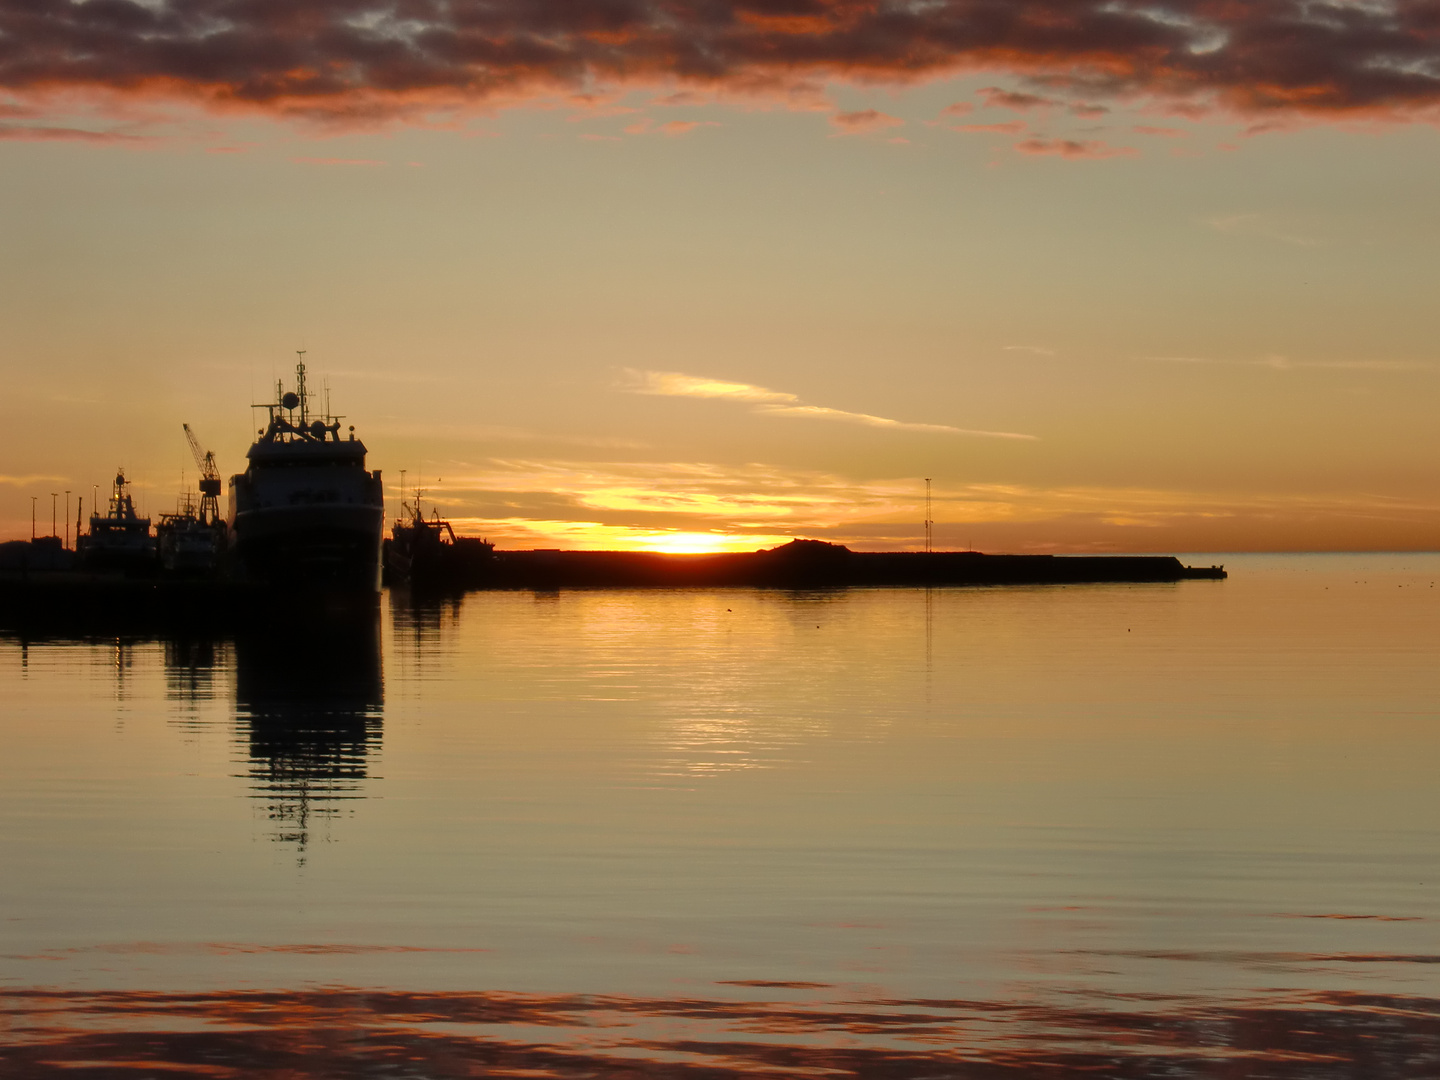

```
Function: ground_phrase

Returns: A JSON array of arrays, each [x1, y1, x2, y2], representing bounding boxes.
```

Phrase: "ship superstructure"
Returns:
[[79, 469, 156, 572], [228, 355, 384, 591]]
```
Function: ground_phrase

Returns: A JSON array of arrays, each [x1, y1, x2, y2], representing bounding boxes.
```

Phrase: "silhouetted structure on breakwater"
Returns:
[[484, 539, 1225, 590]]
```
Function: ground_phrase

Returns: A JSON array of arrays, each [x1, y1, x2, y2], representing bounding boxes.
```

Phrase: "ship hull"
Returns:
[[231, 504, 383, 592]]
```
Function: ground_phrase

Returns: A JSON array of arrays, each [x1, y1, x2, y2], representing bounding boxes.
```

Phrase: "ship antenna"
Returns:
[[295, 349, 308, 426]]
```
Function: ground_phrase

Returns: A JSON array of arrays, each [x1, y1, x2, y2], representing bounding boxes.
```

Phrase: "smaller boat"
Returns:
[[78, 470, 156, 573], [155, 492, 226, 576], [383, 497, 494, 589]]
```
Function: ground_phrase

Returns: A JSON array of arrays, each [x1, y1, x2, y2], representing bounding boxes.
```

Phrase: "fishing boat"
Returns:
[[383, 496, 495, 589], [155, 492, 225, 576], [228, 355, 384, 592], [78, 470, 156, 573]]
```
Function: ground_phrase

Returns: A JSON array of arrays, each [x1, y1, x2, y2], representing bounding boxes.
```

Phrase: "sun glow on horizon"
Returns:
[[447, 517, 797, 553]]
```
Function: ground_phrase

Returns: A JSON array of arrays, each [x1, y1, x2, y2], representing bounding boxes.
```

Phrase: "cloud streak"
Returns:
[[1206, 212, 1323, 247], [830, 109, 903, 134], [1016, 136, 1136, 159], [625, 370, 1036, 439], [6, 2, 1440, 125], [1142, 355, 1428, 372]]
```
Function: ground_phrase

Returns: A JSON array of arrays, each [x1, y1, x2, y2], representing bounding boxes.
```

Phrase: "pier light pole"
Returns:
[[31, 496, 36, 540], [50, 492, 58, 540], [64, 490, 70, 549]]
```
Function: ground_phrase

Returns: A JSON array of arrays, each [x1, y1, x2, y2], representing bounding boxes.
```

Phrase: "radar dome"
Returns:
[[281, 392, 300, 410]]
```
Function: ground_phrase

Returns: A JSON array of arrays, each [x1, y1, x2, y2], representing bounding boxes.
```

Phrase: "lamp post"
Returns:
[[64, 490, 71, 549], [31, 496, 36, 540], [51, 493, 58, 540]]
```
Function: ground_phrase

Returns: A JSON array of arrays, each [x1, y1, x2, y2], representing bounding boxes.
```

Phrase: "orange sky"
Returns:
[[3, 2, 1440, 551]]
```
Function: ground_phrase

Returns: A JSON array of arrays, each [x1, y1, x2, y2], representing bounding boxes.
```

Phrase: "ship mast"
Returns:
[[295, 350, 308, 426]]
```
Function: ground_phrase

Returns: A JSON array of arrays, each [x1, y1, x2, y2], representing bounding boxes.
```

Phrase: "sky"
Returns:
[[4, 0, 1440, 552]]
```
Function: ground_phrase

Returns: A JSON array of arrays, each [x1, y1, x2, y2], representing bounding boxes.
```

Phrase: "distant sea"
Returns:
[[2, 553, 1438, 1078]]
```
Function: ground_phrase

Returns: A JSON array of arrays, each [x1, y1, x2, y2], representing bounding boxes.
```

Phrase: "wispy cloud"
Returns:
[[292, 156, 387, 166], [1205, 213, 1322, 247], [1142, 355, 1427, 372], [1016, 137, 1136, 159], [830, 109, 904, 134], [624, 370, 1036, 439], [624, 117, 722, 136], [0, 474, 68, 487], [628, 370, 797, 404], [752, 404, 976, 434], [978, 87, 1059, 111], [953, 121, 1026, 135], [0, 124, 152, 143]]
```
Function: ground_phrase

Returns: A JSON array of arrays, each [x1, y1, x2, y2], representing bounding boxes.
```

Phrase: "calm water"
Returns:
[[2, 554, 1438, 1078]]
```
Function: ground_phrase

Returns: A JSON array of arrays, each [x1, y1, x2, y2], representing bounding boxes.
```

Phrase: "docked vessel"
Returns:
[[383, 497, 495, 589], [155, 494, 225, 576], [156, 424, 228, 576], [78, 469, 156, 573], [228, 356, 384, 592]]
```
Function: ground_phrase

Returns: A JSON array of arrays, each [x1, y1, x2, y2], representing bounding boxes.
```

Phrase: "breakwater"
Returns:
[[490, 540, 1224, 590], [0, 540, 1223, 632]]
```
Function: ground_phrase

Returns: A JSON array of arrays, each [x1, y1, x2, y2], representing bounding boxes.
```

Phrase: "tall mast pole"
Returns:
[[64, 490, 70, 549], [50, 492, 58, 540], [31, 496, 36, 540], [924, 478, 933, 554]]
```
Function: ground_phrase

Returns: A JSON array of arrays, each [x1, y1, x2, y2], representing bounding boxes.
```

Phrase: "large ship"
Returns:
[[228, 355, 384, 592]]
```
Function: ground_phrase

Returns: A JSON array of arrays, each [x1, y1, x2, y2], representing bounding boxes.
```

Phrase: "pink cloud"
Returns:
[[1015, 137, 1136, 159], [291, 156, 387, 165], [940, 102, 974, 118], [979, 87, 1059, 111], [624, 117, 718, 135], [659, 119, 716, 135], [955, 121, 1026, 135], [1134, 124, 1184, 137], [0, 124, 149, 143], [830, 109, 903, 134]]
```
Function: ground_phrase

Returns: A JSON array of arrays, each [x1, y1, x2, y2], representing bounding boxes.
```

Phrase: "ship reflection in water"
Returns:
[[234, 620, 382, 853], [161, 616, 383, 855]]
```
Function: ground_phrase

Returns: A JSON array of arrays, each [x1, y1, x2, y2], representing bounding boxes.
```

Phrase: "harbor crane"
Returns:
[[182, 423, 223, 527]]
